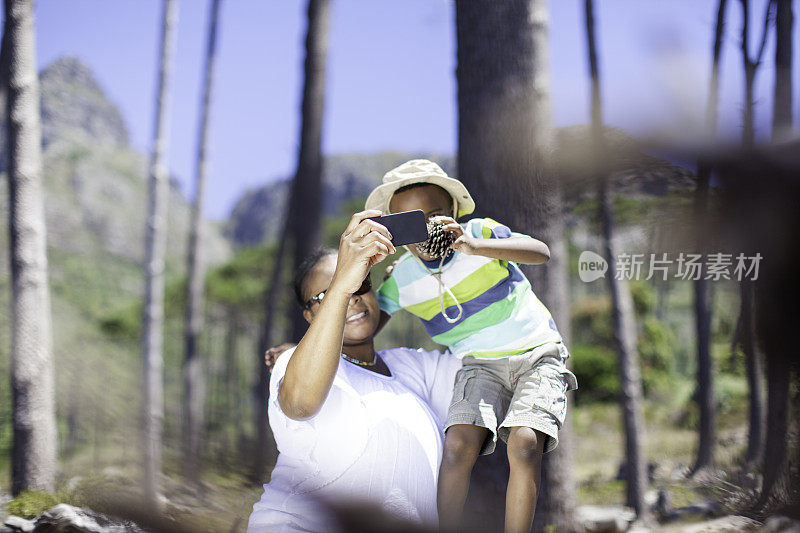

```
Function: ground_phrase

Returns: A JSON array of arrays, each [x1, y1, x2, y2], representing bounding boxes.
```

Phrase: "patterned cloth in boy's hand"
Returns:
[[417, 218, 456, 260]]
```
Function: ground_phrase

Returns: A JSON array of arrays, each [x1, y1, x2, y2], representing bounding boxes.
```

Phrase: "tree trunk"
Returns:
[[531, 217, 576, 532], [690, 0, 728, 475], [757, 353, 791, 510], [3, 0, 58, 496], [771, 0, 793, 141], [455, 1, 576, 530], [756, 0, 794, 510], [740, 279, 764, 465], [141, 0, 177, 509], [600, 185, 649, 516], [183, 0, 221, 488], [253, 223, 289, 481], [741, 0, 774, 149], [224, 311, 239, 456], [691, 169, 716, 474], [737, 0, 772, 467], [287, 0, 330, 342], [584, 0, 649, 518]]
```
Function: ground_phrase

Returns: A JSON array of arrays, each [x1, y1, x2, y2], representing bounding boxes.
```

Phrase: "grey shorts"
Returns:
[[445, 342, 578, 455]]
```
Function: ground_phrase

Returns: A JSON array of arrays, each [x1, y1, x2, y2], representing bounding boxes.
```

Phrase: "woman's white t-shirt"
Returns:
[[246, 346, 460, 533]]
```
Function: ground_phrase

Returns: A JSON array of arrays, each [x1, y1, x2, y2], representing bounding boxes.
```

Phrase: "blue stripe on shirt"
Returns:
[[419, 264, 527, 338]]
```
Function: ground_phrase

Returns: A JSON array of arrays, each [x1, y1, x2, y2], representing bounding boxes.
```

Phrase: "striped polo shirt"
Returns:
[[377, 218, 562, 359]]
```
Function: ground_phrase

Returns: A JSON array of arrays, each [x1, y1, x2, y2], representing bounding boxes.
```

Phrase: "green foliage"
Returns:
[[205, 245, 274, 314], [571, 191, 693, 232], [99, 303, 141, 340], [714, 373, 749, 426], [571, 296, 613, 347], [7, 490, 59, 519], [638, 316, 676, 395], [570, 343, 619, 403], [0, 390, 10, 472], [578, 478, 625, 506], [67, 146, 90, 164], [322, 197, 368, 248], [571, 282, 683, 401], [629, 280, 655, 315]]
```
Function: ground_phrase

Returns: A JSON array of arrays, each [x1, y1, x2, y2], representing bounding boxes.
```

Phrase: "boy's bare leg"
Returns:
[[505, 426, 546, 533], [437, 424, 490, 530]]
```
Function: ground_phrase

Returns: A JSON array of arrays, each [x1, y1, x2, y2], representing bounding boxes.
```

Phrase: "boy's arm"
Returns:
[[439, 218, 550, 265], [375, 267, 402, 332]]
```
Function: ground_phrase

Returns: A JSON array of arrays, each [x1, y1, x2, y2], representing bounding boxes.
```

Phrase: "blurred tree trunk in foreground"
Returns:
[[757, 0, 794, 511], [141, 0, 177, 509], [714, 144, 798, 514], [3, 0, 58, 496], [771, 0, 792, 141], [455, 1, 577, 530], [183, 0, 222, 488], [252, 0, 330, 476], [286, 0, 330, 342], [690, 0, 728, 476], [584, 0, 649, 519], [253, 227, 288, 480], [738, 0, 773, 467]]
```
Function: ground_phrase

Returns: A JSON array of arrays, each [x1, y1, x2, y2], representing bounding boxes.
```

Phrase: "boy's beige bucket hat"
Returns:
[[365, 159, 475, 218]]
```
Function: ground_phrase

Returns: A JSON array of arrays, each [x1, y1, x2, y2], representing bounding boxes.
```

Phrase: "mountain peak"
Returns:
[[39, 55, 130, 148]]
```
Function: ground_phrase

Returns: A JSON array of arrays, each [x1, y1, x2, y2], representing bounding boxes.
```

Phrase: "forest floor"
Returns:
[[0, 401, 778, 532]]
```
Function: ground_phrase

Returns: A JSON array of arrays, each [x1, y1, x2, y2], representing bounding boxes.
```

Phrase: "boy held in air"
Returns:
[[366, 159, 577, 533]]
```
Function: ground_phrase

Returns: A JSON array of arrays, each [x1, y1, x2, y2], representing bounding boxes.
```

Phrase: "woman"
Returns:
[[247, 211, 460, 532]]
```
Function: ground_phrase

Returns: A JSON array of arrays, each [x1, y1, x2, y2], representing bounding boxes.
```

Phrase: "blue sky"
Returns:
[[23, 0, 800, 220]]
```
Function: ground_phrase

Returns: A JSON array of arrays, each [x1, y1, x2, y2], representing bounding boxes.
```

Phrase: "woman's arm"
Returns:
[[278, 211, 395, 420]]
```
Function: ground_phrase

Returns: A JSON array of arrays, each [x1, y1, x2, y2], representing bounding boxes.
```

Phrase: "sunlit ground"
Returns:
[[0, 394, 765, 532]]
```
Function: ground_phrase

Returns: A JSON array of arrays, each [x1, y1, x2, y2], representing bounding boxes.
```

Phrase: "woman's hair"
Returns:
[[293, 248, 337, 307]]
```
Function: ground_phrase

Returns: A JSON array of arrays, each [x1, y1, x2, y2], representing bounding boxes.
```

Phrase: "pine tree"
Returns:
[[286, 0, 330, 342], [585, 0, 649, 519], [758, 0, 794, 511], [3, 0, 58, 496], [141, 0, 178, 509], [454, 1, 576, 529], [737, 0, 774, 467], [690, 0, 729, 476], [183, 0, 222, 487]]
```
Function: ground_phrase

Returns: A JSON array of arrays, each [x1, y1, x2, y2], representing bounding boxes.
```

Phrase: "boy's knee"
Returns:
[[442, 425, 487, 467], [506, 427, 545, 465]]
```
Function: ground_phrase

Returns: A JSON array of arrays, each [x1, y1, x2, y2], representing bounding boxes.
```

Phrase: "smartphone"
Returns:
[[368, 209, 428, 246]]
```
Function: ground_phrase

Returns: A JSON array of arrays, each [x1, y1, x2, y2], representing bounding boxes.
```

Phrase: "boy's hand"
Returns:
[[265, 342, 296, 373], [434, 216, 477, 255], [383, 259, 399, 281]]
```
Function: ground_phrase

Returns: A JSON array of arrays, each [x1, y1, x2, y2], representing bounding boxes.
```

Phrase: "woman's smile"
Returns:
[[346, 310, 368, 324]]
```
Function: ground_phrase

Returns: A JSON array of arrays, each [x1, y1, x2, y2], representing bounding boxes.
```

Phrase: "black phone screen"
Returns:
[[368, 210, 428, 247]]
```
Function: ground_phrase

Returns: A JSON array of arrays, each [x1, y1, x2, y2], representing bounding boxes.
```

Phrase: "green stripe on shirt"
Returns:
[[431, 280, 530, 346], [377, 275, 401, 315], [404, 259, 510, 320]]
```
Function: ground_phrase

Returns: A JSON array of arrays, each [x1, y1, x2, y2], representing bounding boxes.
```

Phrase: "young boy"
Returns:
[[366, 159, 578, 533]]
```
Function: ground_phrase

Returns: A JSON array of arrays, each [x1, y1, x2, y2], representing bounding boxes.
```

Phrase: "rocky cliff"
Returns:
[[225, 128, 695, 248], [226, 152, 455, 246], [0, 56, 231, 280]]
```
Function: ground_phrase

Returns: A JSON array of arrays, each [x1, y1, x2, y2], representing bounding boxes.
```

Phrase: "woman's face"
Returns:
[[301, 254, 381, 345]]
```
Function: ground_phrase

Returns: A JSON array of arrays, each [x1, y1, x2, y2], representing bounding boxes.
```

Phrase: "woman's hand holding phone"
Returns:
[[331, 210, 396, 296]]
